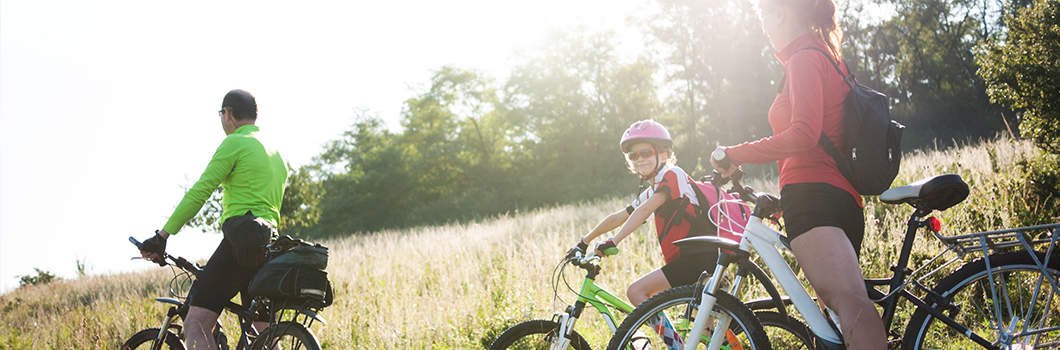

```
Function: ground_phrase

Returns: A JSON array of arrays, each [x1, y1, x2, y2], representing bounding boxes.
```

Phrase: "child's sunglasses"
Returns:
[[626, 148, 656, 161]]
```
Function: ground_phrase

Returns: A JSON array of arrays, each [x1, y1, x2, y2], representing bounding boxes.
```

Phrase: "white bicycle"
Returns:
[[607, 168, 1059, 350]]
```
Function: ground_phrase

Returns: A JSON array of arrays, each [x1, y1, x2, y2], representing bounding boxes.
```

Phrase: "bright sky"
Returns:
[[0, 0, 654, 292]]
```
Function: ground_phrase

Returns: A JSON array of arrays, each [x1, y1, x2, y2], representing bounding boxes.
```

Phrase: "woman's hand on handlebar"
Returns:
[[710, 146, 741, 178]]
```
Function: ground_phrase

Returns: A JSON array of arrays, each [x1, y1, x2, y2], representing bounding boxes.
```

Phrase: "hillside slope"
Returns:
[[1, 136, 1053, 349]]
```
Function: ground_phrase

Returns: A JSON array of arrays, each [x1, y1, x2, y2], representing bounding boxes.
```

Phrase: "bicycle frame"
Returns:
[[143, 283, 263, 350], [552, 253, 636, 349], [684, 216, 845, 350]]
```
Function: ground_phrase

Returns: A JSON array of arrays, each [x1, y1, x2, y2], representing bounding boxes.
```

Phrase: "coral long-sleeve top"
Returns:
[[726, 34, 861, 207]]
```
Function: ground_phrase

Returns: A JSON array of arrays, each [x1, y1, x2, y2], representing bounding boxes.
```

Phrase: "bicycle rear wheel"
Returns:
[[121, 328, 185, 350], [488, 319, 591, 350], [755, 311, 824, 350], [903, 251, 1060, 350], [606, 285, 770, 350], [249, 322, 320, 350]]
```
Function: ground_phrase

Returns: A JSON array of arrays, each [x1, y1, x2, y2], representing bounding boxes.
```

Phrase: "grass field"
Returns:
[[1, 136, 1055, 349]]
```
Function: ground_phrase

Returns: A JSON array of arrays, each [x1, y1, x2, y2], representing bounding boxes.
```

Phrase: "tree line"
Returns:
[[188, 0, 1057, 238]]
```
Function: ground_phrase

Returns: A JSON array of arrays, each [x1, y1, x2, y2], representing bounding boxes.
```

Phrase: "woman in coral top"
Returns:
[[711, 0, 886, 348]]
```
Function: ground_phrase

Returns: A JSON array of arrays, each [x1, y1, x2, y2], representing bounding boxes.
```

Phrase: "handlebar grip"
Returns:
[[129, 236, 143, 249], [602, 246, 620, 256], [712, 149, 731, 170]]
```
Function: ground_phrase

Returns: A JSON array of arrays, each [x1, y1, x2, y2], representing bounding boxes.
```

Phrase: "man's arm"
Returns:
[[161, 138, 239, 235]]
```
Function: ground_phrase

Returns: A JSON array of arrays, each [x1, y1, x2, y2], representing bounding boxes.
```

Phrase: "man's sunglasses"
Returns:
[[627, 148, 656, 161], [218, 107, 229, 117]]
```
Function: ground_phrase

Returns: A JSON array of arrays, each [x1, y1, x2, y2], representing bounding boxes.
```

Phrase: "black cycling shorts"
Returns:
[[780, 182, 865, 257], [660, 251, 719, 287], [188, 216, 270, 321]]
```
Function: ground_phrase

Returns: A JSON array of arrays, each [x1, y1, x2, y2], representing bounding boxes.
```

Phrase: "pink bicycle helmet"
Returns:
[[620, 120, 672, 152]]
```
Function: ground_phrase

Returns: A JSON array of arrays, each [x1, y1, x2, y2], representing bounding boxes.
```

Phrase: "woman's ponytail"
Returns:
[[810, 0, 843, 59]]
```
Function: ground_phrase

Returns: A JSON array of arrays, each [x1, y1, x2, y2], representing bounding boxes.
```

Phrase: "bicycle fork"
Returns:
[[551, 305, 579, 350], [153, 306, 183, 350], [684, 262, 735, 350]]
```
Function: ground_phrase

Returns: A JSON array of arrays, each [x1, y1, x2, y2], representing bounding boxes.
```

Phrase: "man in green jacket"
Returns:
[[139, 89, 287, 350]]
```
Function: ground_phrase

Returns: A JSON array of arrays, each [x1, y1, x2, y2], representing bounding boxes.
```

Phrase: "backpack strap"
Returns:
[[686, 180, 720, 235], [657, 196, 692, 244], [776, 46, 855, 94], [776, 46, 858, 165]]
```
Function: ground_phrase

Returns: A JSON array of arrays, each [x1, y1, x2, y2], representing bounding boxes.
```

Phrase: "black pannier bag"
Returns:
[[249, 235, 333, 308]]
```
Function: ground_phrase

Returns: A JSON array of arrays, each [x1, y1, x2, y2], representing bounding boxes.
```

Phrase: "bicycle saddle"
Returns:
[[674, 236, 741, 252], [880, 174, 969, 211]]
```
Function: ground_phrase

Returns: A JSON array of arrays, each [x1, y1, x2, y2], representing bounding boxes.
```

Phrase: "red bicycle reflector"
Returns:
[[926, 217, 942, 232]]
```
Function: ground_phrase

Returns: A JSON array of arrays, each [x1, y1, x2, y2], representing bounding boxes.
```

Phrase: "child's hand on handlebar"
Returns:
[[595, 238, 619, 256], [566, 238, 590, 259]]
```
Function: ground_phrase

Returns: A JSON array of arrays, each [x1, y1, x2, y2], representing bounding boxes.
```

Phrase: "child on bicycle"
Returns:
[[573, 120, 718, 307]]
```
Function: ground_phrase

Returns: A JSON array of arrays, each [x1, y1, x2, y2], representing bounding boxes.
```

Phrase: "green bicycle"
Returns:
[[487, 248, 767, 350], [488, 248, 637, 349]]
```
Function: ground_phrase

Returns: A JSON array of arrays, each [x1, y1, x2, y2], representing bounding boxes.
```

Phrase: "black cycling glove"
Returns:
[[595, 239, 619, 256], [141, 232, 168, 266], [566, 238, 590, 258]]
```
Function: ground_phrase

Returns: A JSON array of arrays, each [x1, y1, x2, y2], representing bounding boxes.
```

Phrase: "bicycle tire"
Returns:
[[606, 285, 770, 350], [121, 328, 185, 350], [754, 311, 824, 350], [487, 319, 592, 350], [902, 251, 1060, 350], [249, 321, 321, 350]]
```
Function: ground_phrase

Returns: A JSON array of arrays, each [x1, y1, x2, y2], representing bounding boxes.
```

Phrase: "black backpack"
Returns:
[[782, 47, 905, 195]]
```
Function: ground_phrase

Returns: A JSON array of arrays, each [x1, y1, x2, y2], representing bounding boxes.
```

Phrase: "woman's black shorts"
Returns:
[[780, 182, 866, 257], [660, 251, 718, 287]]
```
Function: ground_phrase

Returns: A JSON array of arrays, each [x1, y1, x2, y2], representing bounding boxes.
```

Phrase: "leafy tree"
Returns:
[[978, 0, 1060, 154], [638, 0, 777, 170], [504, 28, 652, 201], [398, 67, 514, 223], [18, 268, 58, 287], [314, 115, 414, 234], [842, 0, 1011, 148], [278, 163, 322, 236]]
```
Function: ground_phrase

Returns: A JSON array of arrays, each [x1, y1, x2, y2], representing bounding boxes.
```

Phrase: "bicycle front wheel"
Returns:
[[606, 285, 770, 350], [249, 322, 320, 350], [121, 328, 185, 350], [903, 251, 1060, 350], [488, 319, 591, 350]]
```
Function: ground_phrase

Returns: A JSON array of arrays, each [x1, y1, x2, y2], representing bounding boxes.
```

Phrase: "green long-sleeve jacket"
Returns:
[[164, 125, 287, 234]]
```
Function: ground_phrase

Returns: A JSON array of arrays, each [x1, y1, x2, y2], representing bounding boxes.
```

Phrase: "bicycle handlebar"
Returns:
[[707, 168, 782, 219], [567, 249, 601, 269], [129, 236, 203, 276]]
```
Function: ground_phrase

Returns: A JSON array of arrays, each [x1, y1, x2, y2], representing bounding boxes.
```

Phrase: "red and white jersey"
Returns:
[[627, 165, 706, 263]]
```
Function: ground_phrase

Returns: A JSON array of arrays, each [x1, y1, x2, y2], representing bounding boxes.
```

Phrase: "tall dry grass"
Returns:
[[1, 136, 1054, 349]]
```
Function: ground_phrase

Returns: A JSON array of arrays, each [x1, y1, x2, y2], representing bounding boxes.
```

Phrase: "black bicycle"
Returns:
[[121, 237, 326, 350]]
